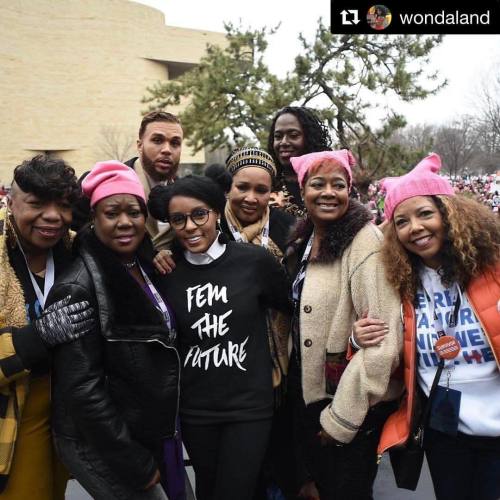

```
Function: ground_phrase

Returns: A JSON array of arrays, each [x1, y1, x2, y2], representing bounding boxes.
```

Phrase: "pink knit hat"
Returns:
[[382, 153, 454, 221], [290, 150, 356, 188], [82, 160, 146, 208]]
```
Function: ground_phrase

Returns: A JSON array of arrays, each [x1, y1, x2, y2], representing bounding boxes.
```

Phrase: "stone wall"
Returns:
[[0, 0, 225, 182]]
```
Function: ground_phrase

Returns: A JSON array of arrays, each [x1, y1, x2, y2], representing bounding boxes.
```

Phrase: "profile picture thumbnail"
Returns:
[[367, 5, 392, 31]]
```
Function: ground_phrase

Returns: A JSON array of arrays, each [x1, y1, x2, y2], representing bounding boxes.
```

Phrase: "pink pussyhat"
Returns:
[[290, 150, 356, 188], [382, 153, 454, 221], [82, 160, 146, 208]]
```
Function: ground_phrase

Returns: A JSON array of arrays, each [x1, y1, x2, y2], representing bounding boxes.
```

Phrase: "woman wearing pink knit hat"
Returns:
[[353, 153, 500, 499], [284, 150, 402, 499], [46, 160, 183, 500]]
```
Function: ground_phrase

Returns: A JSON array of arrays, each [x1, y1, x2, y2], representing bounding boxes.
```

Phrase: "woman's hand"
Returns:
[[153, 249, 176, 275], [35, 295, 95, 346], [317, 429, 344, 447], [297, 479, 320, 500], [352, 316, 388, 348], [144, 469, 161, 490]]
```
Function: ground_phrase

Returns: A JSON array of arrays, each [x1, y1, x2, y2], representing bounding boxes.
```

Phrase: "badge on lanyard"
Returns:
[[18, 246, 55, 310], [424, 284, 463, 436], [425, 286, 462, 361], [434, 335, 461, 360]]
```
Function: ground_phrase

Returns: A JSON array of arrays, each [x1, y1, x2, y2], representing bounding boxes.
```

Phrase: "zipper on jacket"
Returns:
[[106, 337, 181, 438], [465, 291, 500, 368], [377, 303, 417, 460]]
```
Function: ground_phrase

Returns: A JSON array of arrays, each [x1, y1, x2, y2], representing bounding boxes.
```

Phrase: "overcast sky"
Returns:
[[135, 0, 500, 128]]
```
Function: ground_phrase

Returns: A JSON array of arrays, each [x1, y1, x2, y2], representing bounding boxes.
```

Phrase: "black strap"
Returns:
[[414, 359, 444, 444], [424, 288, 461, 335]]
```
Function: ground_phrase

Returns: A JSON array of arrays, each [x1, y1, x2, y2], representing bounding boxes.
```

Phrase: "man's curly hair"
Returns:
[[383, 194, 500, 302], [266, 106, 331, 176], [12, 154, 80, 203]]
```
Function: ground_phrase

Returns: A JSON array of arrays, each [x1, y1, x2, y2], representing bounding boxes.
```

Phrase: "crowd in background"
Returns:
[[360, 174, 500, 224]]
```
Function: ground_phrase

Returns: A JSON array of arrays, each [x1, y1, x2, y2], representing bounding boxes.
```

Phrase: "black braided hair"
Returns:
[[266, 106, 332, 177]]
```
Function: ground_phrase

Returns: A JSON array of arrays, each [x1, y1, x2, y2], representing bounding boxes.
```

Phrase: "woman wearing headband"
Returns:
[[154, 147, 296, 498]]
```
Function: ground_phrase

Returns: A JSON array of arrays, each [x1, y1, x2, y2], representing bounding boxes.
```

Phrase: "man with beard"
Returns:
[[126, 111, 183, 250], [72, 111, 183, 250]]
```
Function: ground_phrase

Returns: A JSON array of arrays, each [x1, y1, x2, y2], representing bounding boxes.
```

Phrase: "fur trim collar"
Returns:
[[288, 199, 373, 264]]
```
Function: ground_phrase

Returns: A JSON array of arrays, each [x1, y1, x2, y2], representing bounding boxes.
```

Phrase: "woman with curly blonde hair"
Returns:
[[353, 153, 500, 500]]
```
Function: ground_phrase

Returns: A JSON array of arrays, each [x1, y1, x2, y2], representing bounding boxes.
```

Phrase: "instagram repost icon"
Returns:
[[367, 5, 392, 30]]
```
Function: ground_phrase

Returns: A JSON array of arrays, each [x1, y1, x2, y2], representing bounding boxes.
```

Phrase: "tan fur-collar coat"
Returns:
[[288, 202, 404, 443]]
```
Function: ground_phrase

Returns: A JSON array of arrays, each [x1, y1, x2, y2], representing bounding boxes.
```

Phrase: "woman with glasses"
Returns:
[[148, 175, 292, 500], [156, 149, 295, 393]]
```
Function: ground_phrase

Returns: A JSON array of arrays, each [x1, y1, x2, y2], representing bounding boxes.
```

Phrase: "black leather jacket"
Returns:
[[47, 229, 180, 490]]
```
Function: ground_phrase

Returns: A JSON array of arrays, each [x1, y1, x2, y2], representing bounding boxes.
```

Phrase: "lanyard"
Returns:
[[18, 246, 55, 309], [138, 264, 173, 331], [422, 284, 462, 366], [292, 232, 314, 302], [422, 285, 462, 339], [227, 219, 270, 248]]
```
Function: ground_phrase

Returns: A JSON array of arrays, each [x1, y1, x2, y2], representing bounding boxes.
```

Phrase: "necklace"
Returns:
[[123, 260, 137, 269]]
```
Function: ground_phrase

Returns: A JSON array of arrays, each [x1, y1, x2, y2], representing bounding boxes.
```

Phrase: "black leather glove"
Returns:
[[34, 295, 95, 346]]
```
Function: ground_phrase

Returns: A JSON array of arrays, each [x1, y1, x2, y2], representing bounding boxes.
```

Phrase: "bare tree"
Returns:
[[98, 126, 135, 162], [478, 73, 500, 139], [390, 123, 436, 153], [433, 117, 480, 177]]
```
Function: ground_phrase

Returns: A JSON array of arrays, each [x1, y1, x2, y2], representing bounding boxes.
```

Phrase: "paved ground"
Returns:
[[66, 454, 436, 499], [373, 454, 435, 499]]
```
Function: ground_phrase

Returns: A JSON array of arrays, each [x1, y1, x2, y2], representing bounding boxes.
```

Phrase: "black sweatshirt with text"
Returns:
[[163, 242, 291, 424]]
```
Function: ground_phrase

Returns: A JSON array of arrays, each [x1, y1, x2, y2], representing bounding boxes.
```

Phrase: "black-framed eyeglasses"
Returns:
[[169, 208, 214, 230]]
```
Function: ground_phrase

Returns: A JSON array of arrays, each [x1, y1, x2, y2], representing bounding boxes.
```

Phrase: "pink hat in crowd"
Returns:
[[382, 153, 454, 221], [290, 150, 356, 188], [82, 160, 146, 208]]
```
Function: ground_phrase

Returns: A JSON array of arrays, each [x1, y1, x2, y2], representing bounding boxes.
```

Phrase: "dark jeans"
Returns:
[[424, 427, 500, 500], [181, 418, 272, 500], [54, 435, 168, 500]]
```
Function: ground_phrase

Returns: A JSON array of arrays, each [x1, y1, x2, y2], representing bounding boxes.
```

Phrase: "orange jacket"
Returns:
[[377, 266, 500, 457]]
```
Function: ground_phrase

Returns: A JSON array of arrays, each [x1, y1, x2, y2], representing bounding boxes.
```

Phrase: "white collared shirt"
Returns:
[[184, 233, 226, 265]]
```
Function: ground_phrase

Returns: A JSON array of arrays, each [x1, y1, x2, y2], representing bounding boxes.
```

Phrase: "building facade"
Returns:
[[0, 0, 225, 182]]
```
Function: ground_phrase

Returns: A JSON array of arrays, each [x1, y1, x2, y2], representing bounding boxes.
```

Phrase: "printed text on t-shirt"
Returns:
[[184, 283, 248, 371]]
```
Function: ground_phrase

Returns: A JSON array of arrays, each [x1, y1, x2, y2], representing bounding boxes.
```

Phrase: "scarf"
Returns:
[[224, 202, 290, 400], [224, 203, 283, 261]]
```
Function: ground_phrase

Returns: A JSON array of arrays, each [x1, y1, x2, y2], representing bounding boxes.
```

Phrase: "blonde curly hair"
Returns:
[[382, 194, 500, 301]]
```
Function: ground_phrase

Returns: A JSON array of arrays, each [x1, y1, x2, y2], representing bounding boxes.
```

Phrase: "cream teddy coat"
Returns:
[[288, 201, 403, 443]]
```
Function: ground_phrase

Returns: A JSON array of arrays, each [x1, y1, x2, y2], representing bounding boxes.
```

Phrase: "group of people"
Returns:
[[0, 106, 498, 500], [365, 172, 500, 225]]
